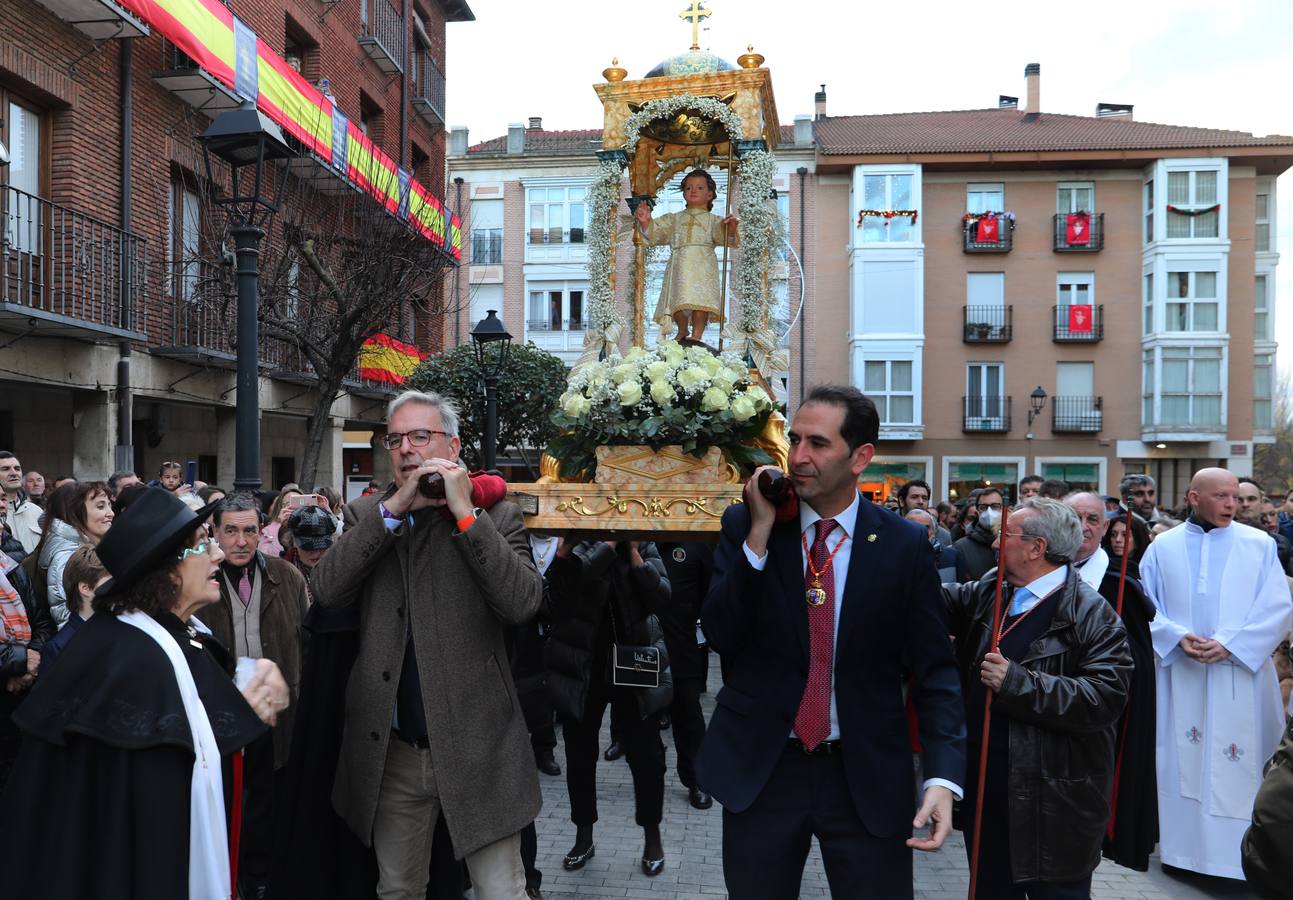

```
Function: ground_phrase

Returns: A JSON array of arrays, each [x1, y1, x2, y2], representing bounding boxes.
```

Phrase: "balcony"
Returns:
[[1052, 396, 1104, 433], [1052, 304, 1104, 342], [963, 396, 1012, 433], [411, 54, 446, 127], [1053, 213, 1104, 252], [152, 40, 241, 115], [527, 227, 585, 245], [527, 319, 585, 333], [0, 186, 148, 343], [359, 0, 405, 75], [962, 215, 1013, 252], [35, 0, 148, 39], [963, 305, 1013, 343]]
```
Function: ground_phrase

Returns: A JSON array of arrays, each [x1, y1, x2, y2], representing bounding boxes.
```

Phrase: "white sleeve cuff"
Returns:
[[742, 541, 768, 570], [923, 777, 963, 801]]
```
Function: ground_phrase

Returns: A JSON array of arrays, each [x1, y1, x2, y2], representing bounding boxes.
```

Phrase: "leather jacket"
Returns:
[[943, 566, 1133, 883]]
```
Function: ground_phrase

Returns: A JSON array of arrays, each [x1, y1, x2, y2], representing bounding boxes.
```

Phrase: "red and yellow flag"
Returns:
[[359, 334, 423, 385]]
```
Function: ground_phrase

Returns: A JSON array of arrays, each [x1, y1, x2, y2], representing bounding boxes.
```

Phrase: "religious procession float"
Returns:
[[514, 3, 792, 540]]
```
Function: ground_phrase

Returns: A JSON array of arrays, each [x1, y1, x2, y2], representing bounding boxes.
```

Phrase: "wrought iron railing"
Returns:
[[359, 0, 405, 71], [412, 52, 445, 125], [962, 215, 1014, 252], [1052, 304, 1104, 342], [963, 396, 1012, 433], [1052, 396, 1104, 433], [962, 305, 1013, 342], [1, 185, 147, 335], [471, 229, 502, 264], [1053, 213, 1104, 251]]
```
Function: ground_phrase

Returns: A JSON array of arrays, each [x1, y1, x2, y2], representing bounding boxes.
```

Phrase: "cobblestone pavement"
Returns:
[[521, 657, 1260, 899]]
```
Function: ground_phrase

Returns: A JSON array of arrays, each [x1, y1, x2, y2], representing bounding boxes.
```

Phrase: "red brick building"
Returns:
[[0, 0, 470, 491]]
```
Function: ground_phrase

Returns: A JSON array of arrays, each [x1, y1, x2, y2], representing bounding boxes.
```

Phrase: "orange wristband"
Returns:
[[456, 513, 477, 533]]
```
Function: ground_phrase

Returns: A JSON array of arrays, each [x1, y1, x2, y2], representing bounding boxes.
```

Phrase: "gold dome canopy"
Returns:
[[644, 49, 737, 79]]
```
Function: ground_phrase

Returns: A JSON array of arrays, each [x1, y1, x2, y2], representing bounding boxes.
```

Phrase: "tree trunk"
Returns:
[[299, 376, 345, 490]]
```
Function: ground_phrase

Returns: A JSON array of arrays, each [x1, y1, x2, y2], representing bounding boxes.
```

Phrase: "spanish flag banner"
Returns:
[[116, 0, 461, 260], [359, 334, 424, 385]]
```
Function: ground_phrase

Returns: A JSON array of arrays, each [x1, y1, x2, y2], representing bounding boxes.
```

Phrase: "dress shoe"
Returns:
[[688, 786, 713, 810], [535, 750, 561, 776], [603, 741, 624, 761], [658, 713, 671, 730], [641, 852, 665, 877], [562, 843, 596, 871]]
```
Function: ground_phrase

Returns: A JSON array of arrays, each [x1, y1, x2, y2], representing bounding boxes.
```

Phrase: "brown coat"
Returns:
[[310, 494, 543, 858], [206, 554, 309, 768]]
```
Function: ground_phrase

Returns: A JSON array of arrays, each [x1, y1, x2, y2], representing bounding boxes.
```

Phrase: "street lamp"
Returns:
[[470, 309, 513, 471], [199, 100, 296, 492], [1027, 386, 1048, 427]]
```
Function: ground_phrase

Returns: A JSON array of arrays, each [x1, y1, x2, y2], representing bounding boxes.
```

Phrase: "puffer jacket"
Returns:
[[1, 529, 55, 675], [38, 519, 84, 629], [953, 521, 997, 582], [943, 567, 1133, 883], [543, 541, 672, 722]]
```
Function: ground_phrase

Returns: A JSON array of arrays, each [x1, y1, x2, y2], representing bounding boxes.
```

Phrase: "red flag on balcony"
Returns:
[[1068, 304, 1094, 333], [1065, 212, 1091, 245], [975, 215, 999, 243], [359, 333, 424, 384]]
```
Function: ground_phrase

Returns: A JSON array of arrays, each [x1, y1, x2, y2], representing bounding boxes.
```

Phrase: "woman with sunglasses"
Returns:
[[1, 487, 286, 900]]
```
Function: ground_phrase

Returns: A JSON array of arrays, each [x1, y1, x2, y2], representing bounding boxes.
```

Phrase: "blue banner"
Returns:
[[330, 109, 349, 172], [232, 17, 258, 102]]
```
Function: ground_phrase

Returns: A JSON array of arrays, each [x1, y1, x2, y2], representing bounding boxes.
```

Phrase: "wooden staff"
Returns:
[[1105, 504, 1136, 842], [230, 749, 244, 890], [968, 504, 1009, 900], [1114, 504, 1133, 616], [716, 142, 735, 352]]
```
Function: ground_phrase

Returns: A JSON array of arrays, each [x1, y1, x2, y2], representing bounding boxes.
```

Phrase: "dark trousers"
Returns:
[[530, 715, 556, 754], [519, 821, 541, 893], [963, 752, 1092, 900], [722, 745, 912, 900], [670, 676, 706, 789], [561, 676, 664, 827], [240, 732, 277, 890]]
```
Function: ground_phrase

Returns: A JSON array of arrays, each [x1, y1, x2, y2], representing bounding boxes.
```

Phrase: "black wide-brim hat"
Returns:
[[95, 487, 220, 598]]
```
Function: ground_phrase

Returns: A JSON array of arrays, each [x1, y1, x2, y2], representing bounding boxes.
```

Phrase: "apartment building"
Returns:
[[0, 0, 469, 489]]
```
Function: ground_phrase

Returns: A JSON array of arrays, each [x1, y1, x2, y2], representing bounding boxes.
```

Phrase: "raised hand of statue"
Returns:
[[721, 214, 738, 237], [634, 202, 652, 229]]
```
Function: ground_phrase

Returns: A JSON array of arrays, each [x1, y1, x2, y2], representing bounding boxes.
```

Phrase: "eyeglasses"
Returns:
[[177, 541, 216, 562], [976, 502, 1003, 512], [381, 429, 452, 450]]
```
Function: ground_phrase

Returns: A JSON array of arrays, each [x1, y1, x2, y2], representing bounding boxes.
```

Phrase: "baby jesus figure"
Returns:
[[634, 168, 738, 344]]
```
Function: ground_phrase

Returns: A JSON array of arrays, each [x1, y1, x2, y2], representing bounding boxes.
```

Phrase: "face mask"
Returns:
[[979, 508, 1000, 529]]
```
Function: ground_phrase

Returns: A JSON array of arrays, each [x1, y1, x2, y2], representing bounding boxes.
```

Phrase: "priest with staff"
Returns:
[[1139, 467, 1292, 880]]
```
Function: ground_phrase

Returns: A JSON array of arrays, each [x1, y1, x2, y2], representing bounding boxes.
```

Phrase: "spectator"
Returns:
[[0, 452, 42, 554], [951, 488, 983, 542], [260, 485, 301, 559], [899, 479, 952, 547], [935, 501, 956, 532], [0, 505, 54, 788], [51, 475, 76, 490], [316, 485, 346, 536], [1242, 718, 1293, 895], [40, 546, 106, 670], [1102, 510, 1151, 577], [197, 485, 227, 506], [1120, 474, 1164, 525], [22, 470, 45, 506], [953, 488, 1003, 581], [35, 481, 113, 628], [107, 470, 140, 500], [1018, 475, 1043, 500], [907, 508, 959, 582], [1238, 477, 1265, 520], [1039, 478, 1070, 500]]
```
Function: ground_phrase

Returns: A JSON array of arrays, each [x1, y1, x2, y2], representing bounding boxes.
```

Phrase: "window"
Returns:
[[4, 97, 44, 253], [858, 460, 928, 502], [169, 175, 202, 303], [1143, 273, 1154, 335], [1141, 349, 1154, 426], [774, 190, 790, 260], [860, 173, 914, 242], [1057, 272, 1094, 308], [527, 186, 586, 244], [358, 92, 383, 143], [470, 199, 503, 265], [1256, 190, 1271, 252], [1057, 183, 1093, 213], [1165, 271, 1219, 332], [967, 183, 1003, 214], [1143, 179, 1154, 243], [1166, 170, 1219, 238], [527, 286, 585, 331], [1160, 346, 1223, 426], [1040, 462, 1099, 493], [966, 362, 1005, 420], [1256, 274, 1271, 340], [1255, 353, 1274, 430], [410, 144, 430, 184], [863, 360, 915, 424], [283, 18, 318, 80], [947, 461, 1019, 503], [967, 272, 1004, 307]]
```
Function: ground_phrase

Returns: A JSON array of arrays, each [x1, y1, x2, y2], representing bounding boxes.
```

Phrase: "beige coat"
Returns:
[[310, 494, 543, 857]]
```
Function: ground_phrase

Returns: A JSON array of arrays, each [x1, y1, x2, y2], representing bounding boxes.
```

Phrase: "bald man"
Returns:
[[905, 509, 958, 583], [1139, 468, 1293, 879]]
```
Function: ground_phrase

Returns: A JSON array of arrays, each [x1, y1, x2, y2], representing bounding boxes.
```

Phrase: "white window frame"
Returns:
[[852, 164, 922, 248], [525, 184, 589, 245], [1255, 183, 1272, 253], [1254, 352, 1274, 433], [1057, 271, 1095, 308], [524, 282, 587, 333], [1143, 344, 1226, 431], [1150, 158, 1228, 244], [965, 361, 1006, 426], [1056, 182, 1094, 214], [1255, 273, 1272, 342], [1143, 177, 1154, 245], [966, 182, 1004, 214], [858, 171, 918, 244], [863, 358, 917, 425], [940, 456, 1027, 504], [1032, 456, 1108, 495], [1142, 270, 1154, 336], [1164, 269, 1221, 333]]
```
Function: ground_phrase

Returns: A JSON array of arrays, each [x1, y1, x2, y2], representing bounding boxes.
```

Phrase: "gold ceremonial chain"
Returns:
[[801, 526, 848, 607]]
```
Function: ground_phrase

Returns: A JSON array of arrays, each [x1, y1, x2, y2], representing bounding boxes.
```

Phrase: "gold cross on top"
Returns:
[[679, 1, 712, 51]]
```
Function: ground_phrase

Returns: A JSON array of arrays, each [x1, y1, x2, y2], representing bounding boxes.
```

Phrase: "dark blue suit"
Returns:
[[696, 494, 966, 897]]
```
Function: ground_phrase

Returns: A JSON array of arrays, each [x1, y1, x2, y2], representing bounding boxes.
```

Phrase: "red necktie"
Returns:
[[238, 569, 252, 608], [794, 518, 838, 749]]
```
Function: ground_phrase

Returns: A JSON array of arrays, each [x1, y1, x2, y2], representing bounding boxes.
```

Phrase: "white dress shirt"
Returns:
[[743, 492, 963, 799]]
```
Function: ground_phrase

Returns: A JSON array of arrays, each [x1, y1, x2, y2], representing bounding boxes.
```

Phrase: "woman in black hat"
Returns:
[[0, 487, 285, 900]]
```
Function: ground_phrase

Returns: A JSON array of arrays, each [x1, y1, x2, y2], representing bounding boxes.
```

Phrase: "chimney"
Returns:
[[1096, 102, 1134, 120], [814, 84, 827, 121], [794, 114, 813, 147], [506, 122, 525, 155], [1024, 63, 1040, 114], [527, 116, 543, 131], [448, 125, 469, 157], [998, 95, 1018, 109]]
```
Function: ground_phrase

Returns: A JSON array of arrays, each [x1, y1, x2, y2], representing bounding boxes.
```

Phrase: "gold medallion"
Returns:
[[805, 586, 828, 607]]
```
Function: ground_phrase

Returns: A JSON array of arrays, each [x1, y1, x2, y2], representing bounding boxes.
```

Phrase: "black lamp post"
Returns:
[[199, 100, 296, 492], [470, 309, 513, 472], [1027, 386, 1048, 427]]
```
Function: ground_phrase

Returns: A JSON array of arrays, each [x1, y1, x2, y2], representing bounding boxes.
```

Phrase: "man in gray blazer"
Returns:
[[311, 390, 544, 900]]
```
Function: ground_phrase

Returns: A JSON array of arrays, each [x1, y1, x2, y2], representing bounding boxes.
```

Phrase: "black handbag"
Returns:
[[607, 598, 664, 689]]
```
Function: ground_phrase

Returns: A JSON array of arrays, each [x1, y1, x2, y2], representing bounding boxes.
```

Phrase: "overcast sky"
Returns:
[[446, 0, 1293, 354]]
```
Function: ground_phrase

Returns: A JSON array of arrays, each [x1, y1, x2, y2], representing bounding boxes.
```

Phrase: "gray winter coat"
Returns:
[[39, 519, 84, 629]]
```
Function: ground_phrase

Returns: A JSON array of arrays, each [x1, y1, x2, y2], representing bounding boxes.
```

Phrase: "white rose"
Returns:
[[617, 380, 643, 406], [699, 353, 722, 375], [663, 343, 686, 366], [746, 385, 771, 406], [730, 395, 757, 422], [625, 346, 647, 362], [678, 365, 709, 391], [645, 360, 670, 381], [650, 379, 675, 405], [712, 371, 737, 394], [562, 393, 591, 418], [701, 387, 730, 412], [611, 362, 638, 384]]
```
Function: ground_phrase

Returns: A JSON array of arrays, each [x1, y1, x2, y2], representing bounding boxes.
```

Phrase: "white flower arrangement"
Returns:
[[548, 339, 775, 480], [622, 94, 745, 157], [732, 149, 778, 333], [581, 159, 630, 362]]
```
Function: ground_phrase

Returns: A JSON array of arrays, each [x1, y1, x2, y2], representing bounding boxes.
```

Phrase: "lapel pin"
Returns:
[[867, 533, 877, 542]]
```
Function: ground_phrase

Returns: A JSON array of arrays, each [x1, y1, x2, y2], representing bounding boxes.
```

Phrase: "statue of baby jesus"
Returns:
[[634, 168, 738, 344]]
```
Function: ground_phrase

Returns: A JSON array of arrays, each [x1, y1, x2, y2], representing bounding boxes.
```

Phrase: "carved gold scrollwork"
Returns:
[[553, 494, 727, 519]]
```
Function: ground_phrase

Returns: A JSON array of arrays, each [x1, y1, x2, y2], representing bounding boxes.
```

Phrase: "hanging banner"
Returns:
[[359, 333, 424, 384], [975, 215, 999, 243], [231, 17, 258, 101], [1065, 212, 1091, 246], [1068, 304, 1094, 333]]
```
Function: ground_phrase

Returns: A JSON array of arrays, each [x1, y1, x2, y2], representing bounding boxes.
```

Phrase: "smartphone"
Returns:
[[185, 460, 198, 488], [289, 493, 321, 510]]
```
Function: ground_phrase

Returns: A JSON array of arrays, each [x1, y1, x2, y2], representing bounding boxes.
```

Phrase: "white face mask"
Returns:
[[979, 507, 1000, 529]]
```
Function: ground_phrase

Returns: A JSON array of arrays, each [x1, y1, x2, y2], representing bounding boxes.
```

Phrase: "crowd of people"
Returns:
[[1, 385, 1292, 900]]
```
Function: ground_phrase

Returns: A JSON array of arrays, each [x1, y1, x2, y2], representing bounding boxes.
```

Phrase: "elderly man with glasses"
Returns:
[[311, 390, 543, 900], [943, 497, 1133, 899]]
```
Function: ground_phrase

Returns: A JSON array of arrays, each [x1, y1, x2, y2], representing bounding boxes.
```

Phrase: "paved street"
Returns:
[[520, 656, 1260, 900]]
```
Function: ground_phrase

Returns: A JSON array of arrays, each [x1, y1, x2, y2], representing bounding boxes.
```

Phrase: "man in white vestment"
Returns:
[[1140, 468, 1293, 879]]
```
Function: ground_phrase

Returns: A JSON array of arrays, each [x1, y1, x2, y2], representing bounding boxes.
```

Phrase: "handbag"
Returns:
[[607, 595, 662, 689]]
